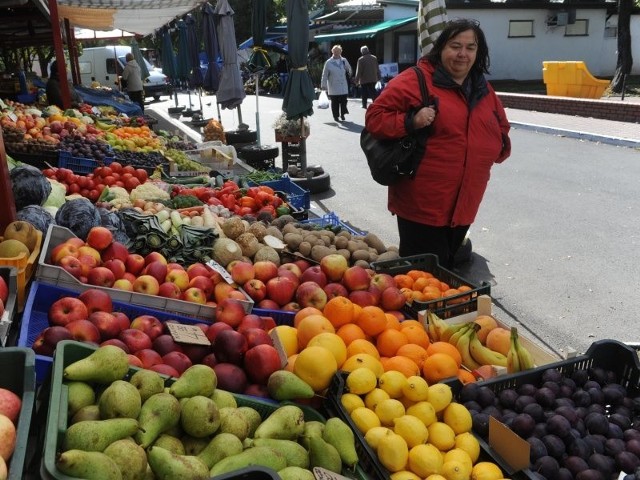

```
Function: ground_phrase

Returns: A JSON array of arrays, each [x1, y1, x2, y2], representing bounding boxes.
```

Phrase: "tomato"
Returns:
[[109, 161, 123, 173], [222, 180, 239, 190], [101, 167, 113, 177], [95, 184, 106, 193], [80, 188, 90, 198], [245, 187, 260, 198], [87, 189, 99, 202], [255, 191, 274, 206], [77, 176, 87, 188], [69, 183, 80, 194], [124, 176, 141, 191], [115, 180, 125, 188], [43, 168, 56, 177], [257, 185, 275, 195], [122, 165, 136, 175], [87, 179, 95, 189], [238, 206, 254, 216], [134, 168, 148, 183], [258, 205, 276, 217], [103, 175, 115, 186], [121, 173, 133, 182], [111, 172, 120, 181]]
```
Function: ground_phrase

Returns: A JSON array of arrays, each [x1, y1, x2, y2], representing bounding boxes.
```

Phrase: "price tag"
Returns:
[[207, 260, 234, 284], [312, 468, 351, 480], [92, 106, 101, 115], [166, 323, 211, 346], [6, 112, 17, 122]]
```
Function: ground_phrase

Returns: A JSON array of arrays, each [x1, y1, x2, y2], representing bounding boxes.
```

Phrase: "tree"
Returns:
[[610, 0, 634, 93]]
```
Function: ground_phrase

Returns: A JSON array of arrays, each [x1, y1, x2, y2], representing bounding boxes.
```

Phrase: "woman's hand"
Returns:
[[413, 106, 437, 129]]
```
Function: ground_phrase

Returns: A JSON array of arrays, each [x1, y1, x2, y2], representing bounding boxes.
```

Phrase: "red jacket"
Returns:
[[365, 58, 511, 227]]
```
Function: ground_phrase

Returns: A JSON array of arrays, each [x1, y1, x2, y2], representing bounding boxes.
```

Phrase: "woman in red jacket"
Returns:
[[365, 19, 511, 268]]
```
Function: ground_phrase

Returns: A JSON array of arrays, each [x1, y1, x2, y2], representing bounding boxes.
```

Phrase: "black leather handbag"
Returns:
[[360, 66, 430, 186]]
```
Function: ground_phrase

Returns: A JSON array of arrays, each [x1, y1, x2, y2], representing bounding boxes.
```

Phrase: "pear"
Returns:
[[169, 365, 216, 398], [300, 420, 325, 450], [70, 404, 101, 424], [129, 369, 165, 403], [218, 407, 250, 441], [209, 446, 287, 476], [63, 418, 139, 452], [308, 436, 342, 474], [153, 434, 185, 455], [267, 370, 314, 401], [64, 345, 129, 384], [196, 432, 243, 469], [236, 406, 262, 437], [248, 438, 309, 468], [66, 381, 96, 417], [210, 389, 237, 409], [147, 446, 209, 480], [254, 404, 305, 440], [56, 449, 122, 479], [278, 466, 316, 480], [135, 393, 181, 448], [180, 395, 220, 438], [103, 438, 147, 480], [99, 380, 142, 419], [181, 435, 209, 456], [322, 417, 358, 468]]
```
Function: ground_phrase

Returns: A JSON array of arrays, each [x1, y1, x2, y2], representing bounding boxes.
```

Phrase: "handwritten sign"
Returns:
[[206, 260, 234, 284], [166, 323, 211, 346], [313, 467, 351, 480]]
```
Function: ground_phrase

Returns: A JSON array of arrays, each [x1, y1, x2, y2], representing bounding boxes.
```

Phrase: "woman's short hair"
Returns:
[[125, 53, 134, 62], [331, 45, 342, 54], [425, 18, 490, 74]]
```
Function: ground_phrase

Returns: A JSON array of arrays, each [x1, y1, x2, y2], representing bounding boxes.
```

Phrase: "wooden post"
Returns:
[[48, 0, 71, 109], [0, 130, 17, 232]]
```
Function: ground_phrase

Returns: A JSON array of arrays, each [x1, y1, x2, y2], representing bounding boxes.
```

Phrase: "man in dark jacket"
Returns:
[[354, 46, 381, 109]]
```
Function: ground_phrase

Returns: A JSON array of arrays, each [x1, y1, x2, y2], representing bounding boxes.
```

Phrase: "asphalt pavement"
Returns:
[[148, 90, 640, 360]]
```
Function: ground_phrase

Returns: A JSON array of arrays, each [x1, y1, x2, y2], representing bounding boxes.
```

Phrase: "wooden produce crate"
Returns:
[[0, 267, 18, 346], [0, 229, 43, 311]]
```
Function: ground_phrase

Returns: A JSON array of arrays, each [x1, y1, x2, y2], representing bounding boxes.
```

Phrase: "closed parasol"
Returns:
[[214, 0, 246, 111], [418, 0, 448, 56], [131, 38, 150, 80], [202, 2, 221, 93]]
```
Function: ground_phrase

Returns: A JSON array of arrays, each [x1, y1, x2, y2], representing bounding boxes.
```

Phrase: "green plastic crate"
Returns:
[[0, 347, 36, 480], [42, 340, 369, 480]]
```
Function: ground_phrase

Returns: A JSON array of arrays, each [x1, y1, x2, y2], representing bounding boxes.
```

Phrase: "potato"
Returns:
[[337, 230, 352, 241], [364, 232, 388, 254], [334, 235, 349, 250], [236, 232, 261, 258], [354, 259, 371, 269], [310, 245, 333, 262], [319, 235, 332, 247], [336, 249, 351, 261], [282, 223, 300, 235], [387, 245, 399, 253], [284, 233, 303, 250], [248, 222, 268, 241], [351, 250, 370, 262], [346, 240, 360, 253], [298, 241, 312, 257], [253, 246, 281, 266], [264, 226, 284, 241], [375, 251, 400, 263], [221, 216, 245, 239]]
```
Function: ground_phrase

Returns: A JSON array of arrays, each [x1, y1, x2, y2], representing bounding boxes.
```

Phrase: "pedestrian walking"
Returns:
[[354, 46, 381, 109], [121, 53, 145, 114], [320, 45, 352, 122]]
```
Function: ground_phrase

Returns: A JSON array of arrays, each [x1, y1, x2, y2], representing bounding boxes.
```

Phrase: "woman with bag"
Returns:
[[320, 45, 352, 122], [364, 19, 511, 269]]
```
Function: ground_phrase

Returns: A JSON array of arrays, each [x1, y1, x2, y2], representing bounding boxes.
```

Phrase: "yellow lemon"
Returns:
[[307, 332, 347, 367], [393, 414, 429, 448], [455, 432, 481, 463], [378, 432, 409, 473], [390, 472, 422, 480], [427, 422, 456, 451], [427, 383, 453, 413], [341, 392, 365, 413], [293, 346, 337, 392], [342, 353, 385, 377], [398, 395, 416, 410], [441, 460, 470, 480], [364, 426, 393, 451], [406, 401, 437, 427], [443, 402, 473, 435], [443, 448, 473, 473], [375, 398, 406, 426], [378, 370, 409, 399], [426, 476, 448, 480], [402, 375, 430, 402], [350, 406, 381, 434], [271, 325, 298, 356], [365, 388, 391, 410], [408, 443, 443, 478], [470, 462, 503, 480], [346, 367, 378, 395]]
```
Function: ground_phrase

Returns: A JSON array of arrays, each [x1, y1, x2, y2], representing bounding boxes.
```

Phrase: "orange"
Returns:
[[425, 277, 443, 289], [356, 306, 388, 337], [427, 341, 463, 368], [296, 314, 336, 349], [376, 329, 410, 358], [387, 310, 406, 322], [284, 354, 298, 372], [412, 277, 431, 292], [439, 282, 451, 292], [400, 288, 414, 302], [294, 307, 324, 328], [396, 344, 429, 370], [347, 339, 381, 359], [351, 303, 363, 321], [394, 274, 414, 290], [399, 320, 422, 330], [337, 323, 367, 346], [383, 356, 421, 377], [385, 314, 402, 331], [294, 346, 338, 392], [323, 296, 355, 329], [443, 288, 464, 304], [422, 286, 443, 301], [458, 285, 473, 302], [457, 368, 477, 385], [401, 325, 431, 350], [422, 353, 459, 384], [407, 269, 430, 281]]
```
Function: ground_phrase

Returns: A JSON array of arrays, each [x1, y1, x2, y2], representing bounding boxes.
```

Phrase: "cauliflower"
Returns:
[[98, 186, 132, 208], [129, 183, 170, 202]]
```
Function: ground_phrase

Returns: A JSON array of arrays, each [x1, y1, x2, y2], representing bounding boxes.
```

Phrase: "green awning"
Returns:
[[315, 16, 416, 43]]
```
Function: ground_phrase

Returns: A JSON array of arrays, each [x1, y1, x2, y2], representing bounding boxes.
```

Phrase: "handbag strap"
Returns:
[[411, 66, 429, 107]]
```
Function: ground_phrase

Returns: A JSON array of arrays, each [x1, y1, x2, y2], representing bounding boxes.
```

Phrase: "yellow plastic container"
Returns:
[[0, 230, 43, 311], [542, 61, 610, 99]]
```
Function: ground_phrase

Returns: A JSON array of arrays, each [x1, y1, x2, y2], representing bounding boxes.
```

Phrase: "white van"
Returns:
[[78, 46, 172, 100]]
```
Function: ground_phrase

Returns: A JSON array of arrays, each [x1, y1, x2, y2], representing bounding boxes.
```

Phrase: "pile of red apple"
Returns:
[[0, 274, 9, 322], [233, 253, 407, 313], [50, 226, 247, 307], [0, 387, 22, 478], [34, 287, 283, 396]]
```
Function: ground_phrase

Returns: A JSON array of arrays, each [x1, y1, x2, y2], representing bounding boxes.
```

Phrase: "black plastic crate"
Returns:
[[371, 254, 491, 318], [211, 466, 279, 479], [451, 340, 640, 479], [0, 266, 19, 346]]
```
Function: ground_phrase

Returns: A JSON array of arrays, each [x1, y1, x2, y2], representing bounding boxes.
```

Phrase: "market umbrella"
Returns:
[[247, 0, 271, 73], [202, 2, 221, 94], [185, 13, 203, 112], [418, 0, 448, 56], [176, 19, 193, 108], [282, 0, 316, 175], [130, 38, 150, 81], [214, 0, 246, 121], [161, 27, 181, 109]]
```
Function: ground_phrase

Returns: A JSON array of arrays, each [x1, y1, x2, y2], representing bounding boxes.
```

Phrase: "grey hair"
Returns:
[[360, 46, 369, 54], [125, 53, 134, 61]]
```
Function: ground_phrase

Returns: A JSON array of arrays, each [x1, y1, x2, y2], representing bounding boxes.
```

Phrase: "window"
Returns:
[[508, 20, 534, 38], [78, 62, 92, 75], [565, 19, 588, 36], [395, 33, 417, 66], [106, 58, 123, 75], [604, 25, 617, 38]]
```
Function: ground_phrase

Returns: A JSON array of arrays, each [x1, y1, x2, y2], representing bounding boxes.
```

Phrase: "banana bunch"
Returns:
[[506, 327, 535, 374], [95, 121, 116, 132], [425, 311, 449, 341]]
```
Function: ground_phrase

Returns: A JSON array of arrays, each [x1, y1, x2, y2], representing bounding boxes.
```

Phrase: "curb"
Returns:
[[510, 121, 640, 149]]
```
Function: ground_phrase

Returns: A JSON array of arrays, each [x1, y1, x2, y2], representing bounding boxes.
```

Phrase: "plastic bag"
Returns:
[[318, 91, 330, 109], [375, 81, 383, 91]]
